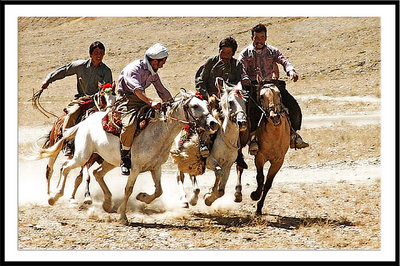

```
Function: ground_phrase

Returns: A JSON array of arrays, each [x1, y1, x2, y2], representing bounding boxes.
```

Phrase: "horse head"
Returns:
[[218, 79, 247, 132], [96, 82, 117, 111], [176, 89, 220, 133], [259, 82, 283, 126]]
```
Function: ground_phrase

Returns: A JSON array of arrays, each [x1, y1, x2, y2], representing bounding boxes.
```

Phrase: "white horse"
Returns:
[[173, 81, 247, 207], [36, 90, 218, 224], [41, 82, 117, 205]]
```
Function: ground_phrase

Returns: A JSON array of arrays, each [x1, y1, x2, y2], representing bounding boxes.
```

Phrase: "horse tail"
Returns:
[[41, 131, 51, 149], [36, 124, 80, 159]]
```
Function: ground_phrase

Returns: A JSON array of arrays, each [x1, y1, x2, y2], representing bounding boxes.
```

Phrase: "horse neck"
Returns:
[[142, 100, 188, 145], [219, 115, 240, 149]]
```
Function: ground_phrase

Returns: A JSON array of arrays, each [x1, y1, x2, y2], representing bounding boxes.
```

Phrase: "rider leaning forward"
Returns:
[[239, 23, 309, 153], [40, 41, 113, 155], [116, 43, 173, 176]]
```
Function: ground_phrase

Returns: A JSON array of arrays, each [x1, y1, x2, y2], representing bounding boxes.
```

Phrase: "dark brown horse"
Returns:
[[235, 80, 290, 215], [41, 82, 116, 204]]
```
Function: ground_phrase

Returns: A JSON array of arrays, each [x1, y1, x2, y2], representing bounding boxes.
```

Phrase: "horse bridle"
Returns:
[[165, 95, 207, 129], [224, 90, 247, 123]]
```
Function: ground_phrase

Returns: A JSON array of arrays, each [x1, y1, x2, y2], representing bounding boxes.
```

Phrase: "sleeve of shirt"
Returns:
[[274, 48, 295, 74], [238, 51, 251, 82], [123, 65, 145, 93], [45, 60, 83, 84], [195, 57, 214, 95], [153, 75, 173, 102]]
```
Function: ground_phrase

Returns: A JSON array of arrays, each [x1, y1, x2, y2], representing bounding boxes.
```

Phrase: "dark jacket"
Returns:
[[195, 55, 243, 98]]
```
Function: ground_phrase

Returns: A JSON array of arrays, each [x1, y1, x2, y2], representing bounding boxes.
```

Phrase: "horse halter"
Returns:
[[225, 90, 247, 123], [166, 95, 207, 129], [182, 96, 210, 130]]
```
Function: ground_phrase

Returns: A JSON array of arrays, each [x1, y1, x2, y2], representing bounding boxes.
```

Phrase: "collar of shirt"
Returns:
[[87, 59, 103, 68], [143, 56, 157, 76]]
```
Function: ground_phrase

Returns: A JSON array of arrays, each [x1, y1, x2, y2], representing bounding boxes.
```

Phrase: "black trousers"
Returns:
[[246, 80, 302, 133]]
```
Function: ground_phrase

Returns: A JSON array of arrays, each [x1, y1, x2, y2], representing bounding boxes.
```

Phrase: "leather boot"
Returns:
[[290, 132, 309, 149], [199, 142, 210, 158], [249, 138, 259, 155], [235, 149, 248, 169], [63, 140, 74, 156], [120, 148, 131, 176]]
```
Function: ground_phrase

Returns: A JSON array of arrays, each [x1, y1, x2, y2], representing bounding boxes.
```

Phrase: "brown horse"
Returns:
[[41, 82, 116, 204], [235, 80, 290, 215]]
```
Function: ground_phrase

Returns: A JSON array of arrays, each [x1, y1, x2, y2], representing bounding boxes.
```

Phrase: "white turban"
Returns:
[[144, 43, 169, 75]]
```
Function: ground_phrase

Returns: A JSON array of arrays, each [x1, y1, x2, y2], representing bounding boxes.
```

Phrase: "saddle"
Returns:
[[102, 105, 155, 137]]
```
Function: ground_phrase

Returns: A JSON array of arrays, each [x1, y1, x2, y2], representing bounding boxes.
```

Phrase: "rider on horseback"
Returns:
[[195, 36, 249, 169], [116, 43, 173, 176], [239, 23, 309, 154], [39, 41, 113, 155]]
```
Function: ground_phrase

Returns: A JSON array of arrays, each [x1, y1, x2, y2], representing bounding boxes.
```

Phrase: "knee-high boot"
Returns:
[[120, 143, 131, 176]]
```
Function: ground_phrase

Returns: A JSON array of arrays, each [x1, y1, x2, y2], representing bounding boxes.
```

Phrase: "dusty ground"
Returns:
[[15, 16, 385, 256]]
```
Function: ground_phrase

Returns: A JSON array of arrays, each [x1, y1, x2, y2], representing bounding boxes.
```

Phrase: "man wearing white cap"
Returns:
[[116, 43, 173, 175]]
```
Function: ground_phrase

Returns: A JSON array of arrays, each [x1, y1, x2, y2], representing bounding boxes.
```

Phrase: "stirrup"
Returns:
[[249, 140, 259, 155], [199, 144, 210, 158], [290, 133, 309, 149]]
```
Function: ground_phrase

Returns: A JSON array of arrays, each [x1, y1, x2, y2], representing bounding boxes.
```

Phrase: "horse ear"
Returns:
[[180, 88, 189, 98], [112, 81, 116, 92], [98, 82, 102, 91], [256, 74, 263, 84], [215, 77, 224, 98]]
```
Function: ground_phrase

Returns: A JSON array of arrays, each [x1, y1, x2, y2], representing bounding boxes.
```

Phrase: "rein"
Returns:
[[30, 89, 60, 119], [165, 96, 198, 127]]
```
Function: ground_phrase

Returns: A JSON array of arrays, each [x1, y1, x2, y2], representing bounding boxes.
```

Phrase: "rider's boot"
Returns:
[[290, 131, 309, 149], [63, 140, 74, 156], [249, 137, 259, 156], [235, 149, 248, 169], [120, 144, 131, 176], [199, 141, 210, 158]]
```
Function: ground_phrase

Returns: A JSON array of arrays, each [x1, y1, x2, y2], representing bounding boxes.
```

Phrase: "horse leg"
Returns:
[[256, 159, 284, 215], [93, 161, 116, 213], [204, 168, 224, 206], [82, 164, 93, 205], [189, 175, 200, 206], [136, 167, 163, 204], [48, 158, 82, 206], [177, 171, 189, 208], [251, 154, 266, 201], [69, 168, 83, 205], [83, 154, 103, 205], [234, 165, 244, 203], [46, 155, 57, 195], [119, 168, 140, 224]]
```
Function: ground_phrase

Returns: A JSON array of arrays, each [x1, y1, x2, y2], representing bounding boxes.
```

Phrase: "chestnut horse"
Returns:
[[235, 80, 290, 215]]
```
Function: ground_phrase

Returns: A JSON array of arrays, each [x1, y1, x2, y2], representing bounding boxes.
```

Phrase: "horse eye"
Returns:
[[192, 104, 199, 109]]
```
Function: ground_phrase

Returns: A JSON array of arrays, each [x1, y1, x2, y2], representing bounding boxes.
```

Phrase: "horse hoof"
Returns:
[[250, 191, 261, 201], [181, 202, 189, 208], [102, 201, 113, 213], [255, 209, 263, 216], [84, 197, 93, 205], [204, 194, 213, 206], [48, 195, 57, 206], [69, 198, 78, 205], [189, 197, 198, 206], [234, 193, 242, 203], [119, 215, 129, 225]]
